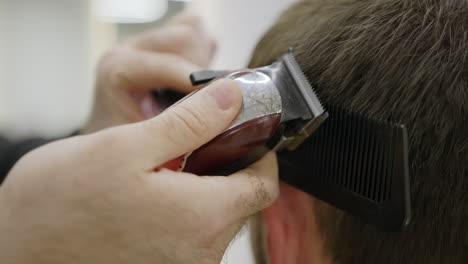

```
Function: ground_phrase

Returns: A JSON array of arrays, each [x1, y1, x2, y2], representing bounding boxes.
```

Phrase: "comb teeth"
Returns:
[[309, 106, 395, 202], [277, 105, 411, 231]]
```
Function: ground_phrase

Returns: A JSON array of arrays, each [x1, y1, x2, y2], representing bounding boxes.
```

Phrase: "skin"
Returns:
[[0, 13, 279, 264], [83, 12, 217, 133], [260, 183, 331, 264]]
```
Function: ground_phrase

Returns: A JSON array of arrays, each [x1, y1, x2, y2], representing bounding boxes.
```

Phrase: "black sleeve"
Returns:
[[0, 137, 55, 184]]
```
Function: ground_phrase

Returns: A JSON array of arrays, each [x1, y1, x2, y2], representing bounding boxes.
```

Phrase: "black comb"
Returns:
[[276, 105, 411, 231]]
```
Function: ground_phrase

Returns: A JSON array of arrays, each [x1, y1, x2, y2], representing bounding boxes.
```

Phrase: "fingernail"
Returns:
[[207, 79, 239, 110]]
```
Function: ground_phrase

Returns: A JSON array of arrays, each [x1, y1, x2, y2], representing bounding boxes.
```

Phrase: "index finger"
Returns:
[[125, 13, 216, 67], [167, 11, 204, 28], [111, 48, 200, 93]]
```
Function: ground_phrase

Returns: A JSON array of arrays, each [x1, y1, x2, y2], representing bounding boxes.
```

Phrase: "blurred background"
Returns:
[[0, 0, 297, 139], [0, 0, 297, 262]]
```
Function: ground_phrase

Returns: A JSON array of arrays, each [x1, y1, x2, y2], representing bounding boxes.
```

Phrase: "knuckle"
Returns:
[[99, 49, 118, 65], [98, 48, 124, 71], [172, 25, 198, 50], [96, 50, 117, 79], [170, 104, 209, 139], [185, 14, 203, 29], [98, 48, 130, 87], [120, 34, 140, 46], [242, 172, 276, 212], [109, 62, 132, 88], [251, 175, 272, 206]]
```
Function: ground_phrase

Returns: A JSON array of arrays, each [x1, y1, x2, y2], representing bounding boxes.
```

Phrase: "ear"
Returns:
[[261, 183, 333, 264]]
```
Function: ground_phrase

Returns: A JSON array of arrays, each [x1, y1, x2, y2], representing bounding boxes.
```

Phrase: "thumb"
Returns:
[[132, 78, 243, 167]]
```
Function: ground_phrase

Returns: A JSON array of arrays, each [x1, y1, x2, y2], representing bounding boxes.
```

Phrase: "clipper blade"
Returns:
[[282, 49, 324, 117]]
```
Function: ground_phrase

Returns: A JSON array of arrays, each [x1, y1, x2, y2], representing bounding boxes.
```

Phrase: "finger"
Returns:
[[168, 12, 204, 28], [127, 25, 196, 53], [110, 48, 200, 93], [124, 78, 243, 167], [201, 152, 280, 224], [167, 12, 217, 56], [126, 17, 216, 67]]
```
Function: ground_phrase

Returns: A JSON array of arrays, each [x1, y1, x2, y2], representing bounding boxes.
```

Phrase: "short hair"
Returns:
[[249, 0, 468, 263]]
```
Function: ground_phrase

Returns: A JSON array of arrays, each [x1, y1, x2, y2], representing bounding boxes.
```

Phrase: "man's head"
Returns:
[[251, 0, 468, 263]]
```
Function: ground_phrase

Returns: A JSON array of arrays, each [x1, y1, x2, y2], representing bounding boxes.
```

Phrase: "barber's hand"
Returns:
[[0, 79, 279, 264], [83, 12, 216, 134]]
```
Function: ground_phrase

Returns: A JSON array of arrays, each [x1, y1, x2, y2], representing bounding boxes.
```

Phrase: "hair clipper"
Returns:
[[157, 49, 328, 175]]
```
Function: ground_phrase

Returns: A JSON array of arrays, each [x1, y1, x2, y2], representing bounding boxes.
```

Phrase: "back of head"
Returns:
[[250, 0, 468, 263]]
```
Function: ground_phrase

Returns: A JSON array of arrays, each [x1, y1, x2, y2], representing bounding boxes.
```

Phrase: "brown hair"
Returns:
[[250, 0, 468, 263]]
